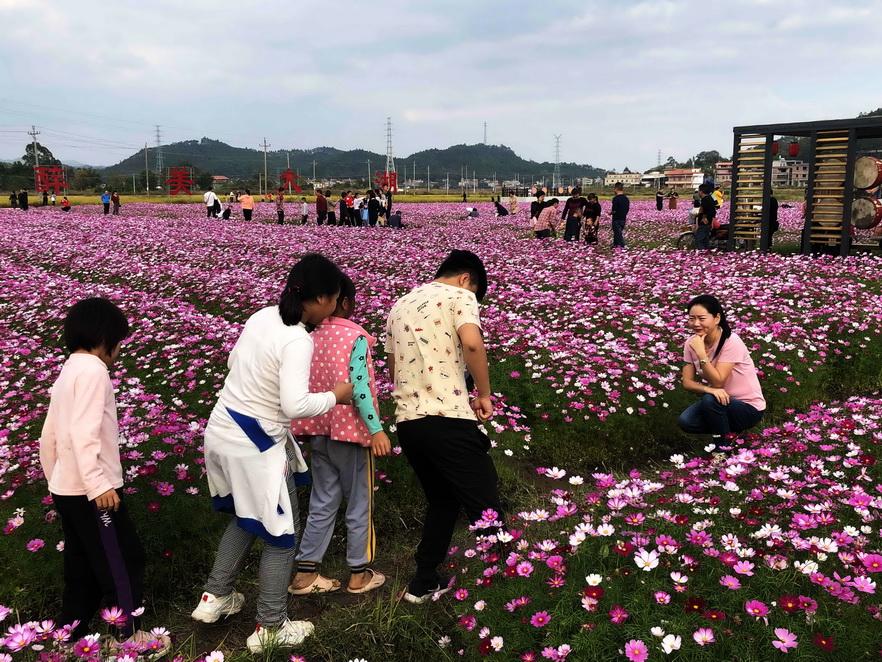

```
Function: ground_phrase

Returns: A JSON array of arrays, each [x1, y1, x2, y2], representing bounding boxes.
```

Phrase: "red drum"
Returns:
[[851, 195, 882, 229], [853, 156, 882, 190]]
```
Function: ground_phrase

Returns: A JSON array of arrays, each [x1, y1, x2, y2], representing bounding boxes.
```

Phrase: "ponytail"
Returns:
[[278, 253, 345, 327], [713, 311, 732, 360]]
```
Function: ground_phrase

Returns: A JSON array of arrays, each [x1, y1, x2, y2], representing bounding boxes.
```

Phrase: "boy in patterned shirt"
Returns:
[[385, 249, 503, 604]]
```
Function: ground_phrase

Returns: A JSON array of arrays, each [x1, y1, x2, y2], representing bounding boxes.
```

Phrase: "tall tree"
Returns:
[[21, 142, 60, 167]]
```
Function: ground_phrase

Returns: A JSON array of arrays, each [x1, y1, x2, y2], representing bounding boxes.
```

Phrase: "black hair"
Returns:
[[244, 188, 251, 195], [434, 249, 488, 302], [64, 297, 130, 354], [337, 272, 356, 307], [587, 192, 598, 200], [278, 253, 345, 326], [548, 197, 559, 205], [614, 182, 624, 190], [686, 294, 731, 360], [699, 183, 712, 194]]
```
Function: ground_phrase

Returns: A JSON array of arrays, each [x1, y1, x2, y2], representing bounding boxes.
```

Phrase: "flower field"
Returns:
[[0, 201, 880, 660]]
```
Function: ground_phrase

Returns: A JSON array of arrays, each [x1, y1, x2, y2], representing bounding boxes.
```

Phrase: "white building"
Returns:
[[604, 171, 643, 186]]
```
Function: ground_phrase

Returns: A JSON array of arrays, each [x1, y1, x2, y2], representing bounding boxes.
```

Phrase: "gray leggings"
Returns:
[[204, 479, 299, 626]]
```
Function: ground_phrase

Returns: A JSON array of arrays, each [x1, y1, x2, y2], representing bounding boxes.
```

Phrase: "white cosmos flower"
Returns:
[[661, 634, 682, 654], [634, 548, 659, 571]]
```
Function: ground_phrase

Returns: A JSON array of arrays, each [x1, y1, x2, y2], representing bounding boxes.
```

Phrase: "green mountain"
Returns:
[[103, 138, 606, 182]]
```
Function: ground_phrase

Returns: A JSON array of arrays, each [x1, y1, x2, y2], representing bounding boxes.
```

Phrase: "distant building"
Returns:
[[641, 172, 667, 188], [604, 171, 643, 186], [211, 175, 230, 184], [714, 161, 733, 185], [664, 168, 704, 189]]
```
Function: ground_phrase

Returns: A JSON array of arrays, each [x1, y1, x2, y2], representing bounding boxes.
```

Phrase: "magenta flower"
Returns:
[[155, 482, 174, 496], [100, 606, 128, 626], [530, 611, 551, 628], [623, 639, 648, 662], [608, 604, 629, 624], [733, 560, 755, 576], [693, 627, 715, 646], [745, 599, 769, 619], [516, 561, 534, 577], [772, 628, 798, 653], [862, 553, 882, 573], [453, 588, 469, 601], [72, 634, 101, 658], [720, 575, 741, 590], [26, 538, 45, 552]]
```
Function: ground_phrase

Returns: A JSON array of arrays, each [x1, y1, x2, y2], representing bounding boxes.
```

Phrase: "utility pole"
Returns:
[[483, 121, 487, 144], [312, 160, 316, 184], [261, 137, 270, 195], [144, 142, 150, 196], [154, 125, 163, 186], [132, 174, 136, 194], [385, 117, 396, 190], [28, 125, 40, 167], [367, 160, 371, 186], [553, 134, 562, 191], [473, 169, 476, 194], [446, 172, 449, 195], [427, 165, 430, 193], [286, 152, 291, 194]]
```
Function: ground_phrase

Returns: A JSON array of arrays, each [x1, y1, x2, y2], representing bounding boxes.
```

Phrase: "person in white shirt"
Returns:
[[203, 187, 221, 218], [300, 197, 309, 225], [192, 253, 353, 653]]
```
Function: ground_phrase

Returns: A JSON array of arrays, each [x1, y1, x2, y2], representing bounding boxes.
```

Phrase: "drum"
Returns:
[[853, 156, 882, 190], [851, 195, 882, 229]]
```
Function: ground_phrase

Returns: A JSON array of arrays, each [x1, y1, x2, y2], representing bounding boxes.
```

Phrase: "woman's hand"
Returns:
[[707, 388, 730, 406], [94, 488, 120, 511], [333, 381, 354, 404], [688, 334, 707, 359]]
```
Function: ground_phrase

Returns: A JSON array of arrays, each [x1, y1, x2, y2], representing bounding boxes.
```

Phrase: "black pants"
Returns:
[[103, 203, 110, 215], [398, 416, 503, 591], [534, 229, 552, 239], [207, 206, 214, 218], [317, 211, 327, 225], [277, 210, 284, 224], [656, 198, 663, 211], [52, 494, 145, 639], [243, 208, 253, 221], [563, 218, 581, 241], [327, 211, 336, 225]]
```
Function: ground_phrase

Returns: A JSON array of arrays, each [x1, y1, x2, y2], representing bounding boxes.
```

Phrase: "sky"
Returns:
[[1, 0, 881, 170]]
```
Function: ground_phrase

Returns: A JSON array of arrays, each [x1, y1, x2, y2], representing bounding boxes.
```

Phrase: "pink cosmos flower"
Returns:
[[623, 639, 648, 662], [608, 604, 629, 624], [720, 575, 741, 590], [516, 561, 534, 577], [733, 560, 755, 576], [745, 599, 769, 619], [862, 553, 882, 573], [693, 628, 715, 646], [530, 611, 551, 628], [72, 634, 101, 658], [155, 482, 174, 496], [772, 628, 798, 653], [100, 606, 128, 626], [26, 538, 45, 552], [453, 588, 469, 601]]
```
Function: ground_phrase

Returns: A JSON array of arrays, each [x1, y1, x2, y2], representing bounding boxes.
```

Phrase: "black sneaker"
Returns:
[[403, 575, 452, 604]]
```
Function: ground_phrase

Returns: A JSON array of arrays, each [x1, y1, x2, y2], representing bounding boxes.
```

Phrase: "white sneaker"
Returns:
[[191, 591, 245, 623], [246, 619, 315, 653]]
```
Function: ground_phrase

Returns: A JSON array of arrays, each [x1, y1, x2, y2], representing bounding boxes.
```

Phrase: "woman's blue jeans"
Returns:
[[677, 394, 764, 435]]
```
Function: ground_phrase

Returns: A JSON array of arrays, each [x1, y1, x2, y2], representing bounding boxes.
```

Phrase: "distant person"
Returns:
[[462, 190, 467, 203], [532, 198, 559, 238], [678, 294, 765, 437], [18, 189, 29, 211], [611, 182, 629, 248], [101, 190, 111, 215], [315, 189, 327, 225], [50, 192, 57, 206], [367, 190, 380, 227], [381, 184, 393, 218], [768, 189, 779, 239], [694, 184, 717, 250], [359, 200, 369, 226], [561, 187, 587, 241], [325, 191, 336, 225], [668, 189, 679, 209], [339, 192, 349, 227], [345, 190, 356, 225], [276, 188, 286, 225], [464, 206, 480, 218], [42, 190, 49, 206], [9, 191, 17, 209], [389, 209, 402, 228], [713, 185, 724, 208], [204, 186, 221, 218], [111, 191, 121, 215], [239, 189, 254, 221], [228, 191, 236, 204], [529, 190, 547, 228], [221, 204, 232, 220], [656, 188, 664, 211], [508, 192, 518, 214], [493, 197, 509, 217], [583, 192, 601, 244], [61, 195, 71, 212], [300, 197, 309, 225]]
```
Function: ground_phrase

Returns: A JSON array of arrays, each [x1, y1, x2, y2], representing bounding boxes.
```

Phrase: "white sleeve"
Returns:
[[279, 337, 336, 419]]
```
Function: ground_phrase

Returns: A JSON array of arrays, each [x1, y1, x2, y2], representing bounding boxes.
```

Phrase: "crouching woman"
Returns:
[[677, 295, 766, 437]]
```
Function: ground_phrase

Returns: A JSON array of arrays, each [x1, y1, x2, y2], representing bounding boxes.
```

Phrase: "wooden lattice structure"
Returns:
[[729, 117, 882, 256]]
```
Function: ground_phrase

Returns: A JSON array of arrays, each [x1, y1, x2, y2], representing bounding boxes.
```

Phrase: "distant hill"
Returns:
[[103, 138, 607, 181]]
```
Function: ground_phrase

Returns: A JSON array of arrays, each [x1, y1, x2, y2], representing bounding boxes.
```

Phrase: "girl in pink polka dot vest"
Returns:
[[289, 274, 391, 595]]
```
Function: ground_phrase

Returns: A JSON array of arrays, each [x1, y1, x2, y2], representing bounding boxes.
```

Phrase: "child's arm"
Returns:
[[349, 337, 391, 456], [70, 370, 116, 502], [39, 403, 57, 482], [280, 337, 346, 419]]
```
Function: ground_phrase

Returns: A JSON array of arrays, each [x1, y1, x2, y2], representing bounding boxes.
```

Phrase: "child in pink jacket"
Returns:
[[39, 298, 166, 652], [289, 274, 392, 596]]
